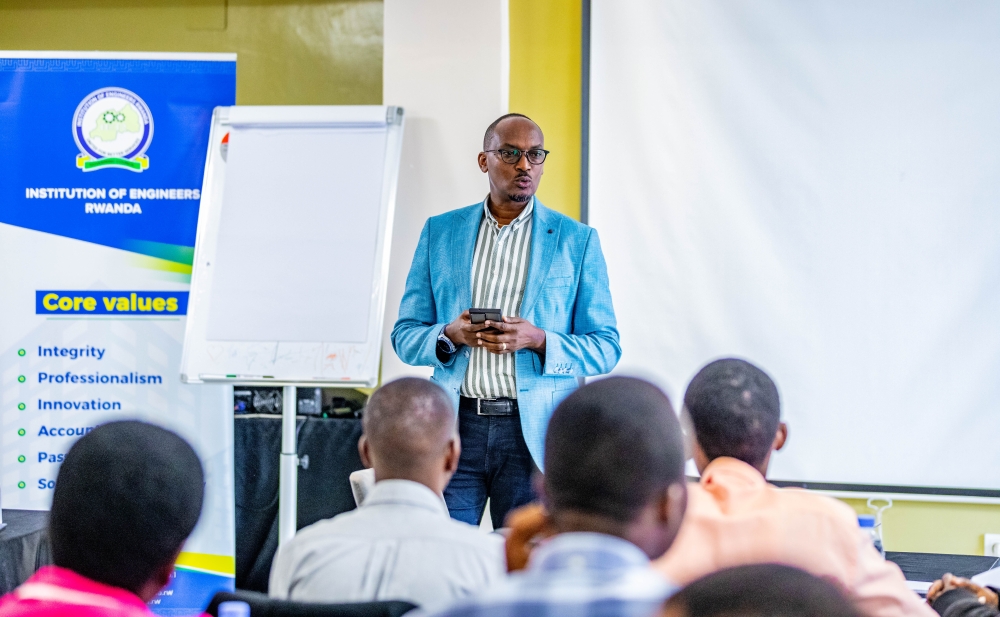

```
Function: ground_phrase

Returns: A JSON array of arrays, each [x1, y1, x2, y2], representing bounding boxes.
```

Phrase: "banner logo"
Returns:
[[73, 87, 154, 172]]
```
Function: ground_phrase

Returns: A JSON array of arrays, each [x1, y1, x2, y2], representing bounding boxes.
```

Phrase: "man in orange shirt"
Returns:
[[653, 358, 935, 617]]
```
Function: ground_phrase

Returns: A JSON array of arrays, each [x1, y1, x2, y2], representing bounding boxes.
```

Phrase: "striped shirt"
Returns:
[[461, 197, 534, 399]]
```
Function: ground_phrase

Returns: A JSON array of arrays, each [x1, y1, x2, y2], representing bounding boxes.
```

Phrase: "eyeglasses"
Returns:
[[485, 148, 550, 165]]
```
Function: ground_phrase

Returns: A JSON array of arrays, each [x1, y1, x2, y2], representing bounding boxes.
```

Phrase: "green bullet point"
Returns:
[[17, 375, 25, 383], [17, 403, 25, 411], [17, 349, 25, 356], [17, 481, 25, 489], [17, 455, 25, 463], [17, 428, 26, 436]]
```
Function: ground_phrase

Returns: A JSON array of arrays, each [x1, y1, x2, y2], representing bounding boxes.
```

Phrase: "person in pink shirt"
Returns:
[[0, 420, 205, 617], [653, 358, 935, 617]]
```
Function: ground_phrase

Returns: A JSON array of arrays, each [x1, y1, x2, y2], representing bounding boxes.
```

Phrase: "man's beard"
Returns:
[[507, 192, 532, 203]]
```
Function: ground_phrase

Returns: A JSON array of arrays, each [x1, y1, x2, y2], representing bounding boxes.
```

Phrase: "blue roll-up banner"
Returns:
[[0, 52, 237, 614]]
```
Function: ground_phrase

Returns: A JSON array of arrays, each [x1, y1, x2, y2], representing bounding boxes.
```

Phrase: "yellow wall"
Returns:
[[509, 0, 581, 220], [840, 498, 1000, 556], [0, 0, 382, 105]]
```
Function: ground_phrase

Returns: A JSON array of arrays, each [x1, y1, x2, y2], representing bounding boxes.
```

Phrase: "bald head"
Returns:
[[361, 378, 459, 490], [483, 113, 539, 150]]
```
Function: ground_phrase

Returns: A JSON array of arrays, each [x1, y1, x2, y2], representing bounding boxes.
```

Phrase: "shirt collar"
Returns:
[[699, 457, 768, 495], [362, 479, 449, 517], [528, 532, 651, 574], [483, 195, 534, 230]]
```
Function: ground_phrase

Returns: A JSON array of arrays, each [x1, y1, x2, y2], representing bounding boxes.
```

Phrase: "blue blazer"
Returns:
[[391, 200, 621, 467]]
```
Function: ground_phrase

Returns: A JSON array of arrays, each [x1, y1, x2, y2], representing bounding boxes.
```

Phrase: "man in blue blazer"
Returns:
[[392, 114, 620, 528]]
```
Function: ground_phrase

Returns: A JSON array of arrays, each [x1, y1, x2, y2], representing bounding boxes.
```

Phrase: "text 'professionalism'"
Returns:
[[37, 372, 163, 384]]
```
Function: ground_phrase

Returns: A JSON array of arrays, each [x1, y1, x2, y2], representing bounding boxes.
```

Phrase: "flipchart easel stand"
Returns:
[[279, 386, 298, 544]]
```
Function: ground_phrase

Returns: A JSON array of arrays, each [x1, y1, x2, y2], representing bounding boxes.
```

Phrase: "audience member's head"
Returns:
[[543, 376, 687, 559], [684, 358, 787, 475], [662, 564, 862, 617], [49, 420, 204, 602], [360, 377, 459, 495]]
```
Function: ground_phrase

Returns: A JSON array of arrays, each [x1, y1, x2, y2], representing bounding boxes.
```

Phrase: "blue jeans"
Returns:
[[444, 405, 538, 529]]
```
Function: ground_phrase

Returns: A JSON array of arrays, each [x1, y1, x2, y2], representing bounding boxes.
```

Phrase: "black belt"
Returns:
[[459, 396, 518, 416]]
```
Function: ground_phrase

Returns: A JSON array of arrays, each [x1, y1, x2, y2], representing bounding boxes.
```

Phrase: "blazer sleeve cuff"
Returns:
[[540, 330, 576, 376], [432, 324, 458, 368]]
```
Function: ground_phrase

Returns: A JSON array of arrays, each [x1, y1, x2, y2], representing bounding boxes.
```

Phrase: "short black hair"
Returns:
[[665, 564, 861, 617], [684, 358, 780, 467], [363, 377, 455, 470], [483, 113, 536, 150], [50, 420, 204, 594], [544, 376, 685, 523]]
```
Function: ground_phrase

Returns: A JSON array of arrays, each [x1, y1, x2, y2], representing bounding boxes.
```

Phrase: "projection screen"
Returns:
[[590, 0, 1000, 495]]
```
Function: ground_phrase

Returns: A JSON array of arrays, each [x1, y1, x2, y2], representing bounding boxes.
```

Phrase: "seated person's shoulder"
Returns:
[[289, 505, 501, 552], [432, 517, 506, 555], [273, 510, 367, 560], [682, 480, 723, 511], [772, 484, 863, 528]]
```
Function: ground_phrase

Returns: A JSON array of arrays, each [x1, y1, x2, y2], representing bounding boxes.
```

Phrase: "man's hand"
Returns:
[[927, 573, 999, 607], [443, 310, 490, 349], [476, 317, 546, 355]]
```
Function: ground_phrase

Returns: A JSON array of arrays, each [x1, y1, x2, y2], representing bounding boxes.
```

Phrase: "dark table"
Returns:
[[0, 509, 51, 595], [887, 551, 999, 582]]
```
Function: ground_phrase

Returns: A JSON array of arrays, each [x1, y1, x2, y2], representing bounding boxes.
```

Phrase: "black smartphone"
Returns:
[[469, 308, 503, 334]]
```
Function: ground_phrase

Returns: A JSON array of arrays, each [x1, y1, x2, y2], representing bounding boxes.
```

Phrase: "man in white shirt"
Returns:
[[269, 377, 506, 610]]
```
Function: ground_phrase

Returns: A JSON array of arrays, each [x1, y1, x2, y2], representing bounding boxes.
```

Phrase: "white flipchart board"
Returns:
[[181, 106, 404, 387]]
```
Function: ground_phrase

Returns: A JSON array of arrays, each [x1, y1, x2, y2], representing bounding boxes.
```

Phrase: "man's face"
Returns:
[[479, 117, 545, 203]]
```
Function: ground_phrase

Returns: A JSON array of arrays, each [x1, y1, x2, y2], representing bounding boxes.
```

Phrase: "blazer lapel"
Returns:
[[520, 201, 562, 318], [451, 203, 483, 310]]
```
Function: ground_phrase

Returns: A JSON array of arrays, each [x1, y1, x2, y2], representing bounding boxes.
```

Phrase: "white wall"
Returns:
[[381, 0, 509, 383]]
